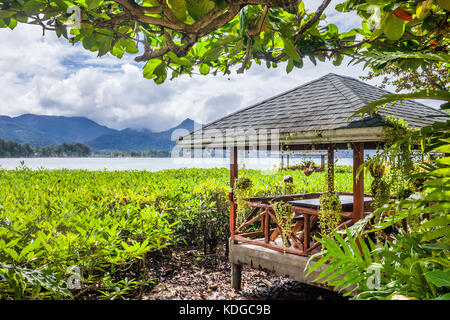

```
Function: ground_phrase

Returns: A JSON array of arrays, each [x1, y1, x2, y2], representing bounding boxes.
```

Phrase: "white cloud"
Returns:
[[0, 10, 441, 133], [0, 22, 370, 131]]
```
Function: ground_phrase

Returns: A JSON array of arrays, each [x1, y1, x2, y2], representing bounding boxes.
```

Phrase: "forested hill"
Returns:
[[0, 138, 92, 157], [0, 114, 115, 146], [0, 114, 201, 152], [86, 118, 202, 152]]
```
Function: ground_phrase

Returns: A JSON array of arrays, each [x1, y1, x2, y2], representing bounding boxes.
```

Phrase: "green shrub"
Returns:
[[0, 165, 360, 299]]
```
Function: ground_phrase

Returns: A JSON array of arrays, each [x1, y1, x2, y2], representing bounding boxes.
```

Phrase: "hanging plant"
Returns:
[[361, 116, 422, 238], [368, 116, 417, 204], [318, 192, 342, 235], [318, 145, 341, 235], [233, 177, 253, 225], [283, 181, 296, 195], [366, 154, 391, 241], [273, 201, 293, 248], [367, 155, 391, 209], [304, 163, 314, 176]]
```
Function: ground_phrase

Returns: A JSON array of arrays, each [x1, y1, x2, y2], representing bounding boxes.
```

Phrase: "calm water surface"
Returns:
[[0, 156, 354, 171]]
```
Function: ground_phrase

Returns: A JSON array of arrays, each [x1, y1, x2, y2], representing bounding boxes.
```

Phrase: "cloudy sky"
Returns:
[[0, 1, 428, 132]]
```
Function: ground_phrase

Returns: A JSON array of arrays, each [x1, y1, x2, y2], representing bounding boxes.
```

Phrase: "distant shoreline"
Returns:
[[0, 156, 356, 171]]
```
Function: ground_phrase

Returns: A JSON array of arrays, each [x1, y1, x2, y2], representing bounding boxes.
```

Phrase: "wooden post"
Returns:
[[321, 154, 325, 170], [327, 146, 334, 193], [287, 154, 290, 169], [230, 146, 238, 187], [230, 146, 238, 236], [353, 142, 364, 223], [303, 214, 310, 251], [281, 154, 284, 170], [264, 210, 270, 243], [231, 263, 242, 291], [229, 146, 242, 291]]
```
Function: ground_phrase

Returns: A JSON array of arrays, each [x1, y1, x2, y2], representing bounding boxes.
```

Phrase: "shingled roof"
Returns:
[[177, 73, 447, 149]]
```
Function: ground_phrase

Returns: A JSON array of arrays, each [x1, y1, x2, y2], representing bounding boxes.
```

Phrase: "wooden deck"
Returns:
[[229, 238, 349, 293]]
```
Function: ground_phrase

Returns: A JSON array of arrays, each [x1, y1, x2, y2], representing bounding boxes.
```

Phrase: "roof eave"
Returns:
[[176, 126, 386, 149]]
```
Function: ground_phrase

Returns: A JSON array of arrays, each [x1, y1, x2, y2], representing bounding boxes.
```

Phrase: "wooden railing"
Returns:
[[230, 192, 373, 256]]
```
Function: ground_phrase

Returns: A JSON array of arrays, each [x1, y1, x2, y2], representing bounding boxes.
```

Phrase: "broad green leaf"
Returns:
[[431, 167, 450, 176], [421, 225, 450, 242], [282, 37, 301, 62], [305, 253, 328, 275], [8, 18, 17, 30], [167, 51, 193, 66], [437, 157, 450, 165], [239, 6, 248, 36], [420, 215, 450, 230], [327, 24, 339, 36], [168, 0, 188, 22], [82, 34, 97, 50], [333, 54, 344, 66], [215, 0, 226, 10], [436, 144, 450, 153], [185, 0, 215, 21], [435, 293, 450, 300], [143, 59, 163, 79], [315, 261, 341, 282], [416, 0, 433, 19], [424, 270, 450, 287], [23, 1, 45, 14], [153, 62, 167, 84], [298, 1, 305, 15], [199, 63, 210, 75], [86, 0, 103, 10], [203, 46, 222, 61], [0, 10, 15, 19], [286, 58, 294, 74], [383, 13, 406, 41], [116, 38, 138, 54], [437, 0, 450, 10], [345, 228, 363, 262], [5, 248, 19, 262]]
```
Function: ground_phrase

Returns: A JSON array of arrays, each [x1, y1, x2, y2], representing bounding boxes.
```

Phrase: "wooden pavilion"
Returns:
[[177, 73, 447, 291]]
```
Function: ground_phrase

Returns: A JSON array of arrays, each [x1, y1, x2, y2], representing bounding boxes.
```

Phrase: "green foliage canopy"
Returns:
[[0, 0, 447, 83]]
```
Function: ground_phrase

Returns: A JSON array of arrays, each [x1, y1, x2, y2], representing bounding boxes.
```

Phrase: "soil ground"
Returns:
[[143, 248, 346, 301]]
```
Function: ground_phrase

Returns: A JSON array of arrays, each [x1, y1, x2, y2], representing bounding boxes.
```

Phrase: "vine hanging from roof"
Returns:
[[233, 176, 254, 226], [273, 201, 293, 249], [319, 145, 341, 235]]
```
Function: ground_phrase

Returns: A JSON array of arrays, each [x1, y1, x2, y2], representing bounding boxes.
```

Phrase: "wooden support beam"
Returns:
[[303, 214, 310, 251], [231, 263, 242, 291], [327, 145, 335, 193], [264, 210, 270, 243], [230, 146, 238, 187], [236, 212, 264, 233], [353, 142, 364, 223], [239, 228, 276, 238], [230, 146, 238, 237], [233, 235, 310, 257]]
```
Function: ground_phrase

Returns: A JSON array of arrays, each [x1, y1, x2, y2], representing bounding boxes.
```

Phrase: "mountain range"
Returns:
[[0, 114, 201, 152]]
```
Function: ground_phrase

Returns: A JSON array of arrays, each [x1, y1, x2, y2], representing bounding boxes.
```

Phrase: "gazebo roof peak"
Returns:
[[178, 73, 447, 149]]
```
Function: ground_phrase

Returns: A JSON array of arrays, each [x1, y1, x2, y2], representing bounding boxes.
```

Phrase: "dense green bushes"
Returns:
[[0, 139, 33, 157], [0, 138, 92, 157], [0, 165, 365, 299], [307, 121, 450, 300]]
